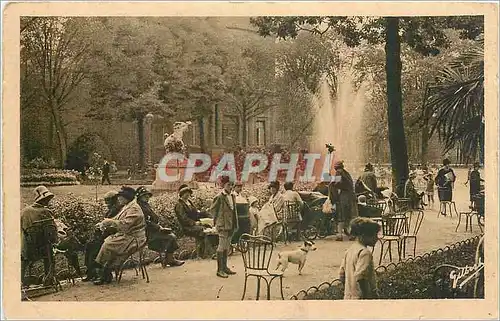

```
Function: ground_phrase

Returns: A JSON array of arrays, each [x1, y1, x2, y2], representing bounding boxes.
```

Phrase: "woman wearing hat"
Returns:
[[136, 186, 184, 267], [434, 158, 456, 206], [174, 186, 207, 240], [21, 185, 58, 286], [329, 161, 358, 241], [94, 186, 146, 285]]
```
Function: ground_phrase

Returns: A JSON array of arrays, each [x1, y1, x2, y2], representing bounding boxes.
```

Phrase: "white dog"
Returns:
[[275, 241, 317, 275]]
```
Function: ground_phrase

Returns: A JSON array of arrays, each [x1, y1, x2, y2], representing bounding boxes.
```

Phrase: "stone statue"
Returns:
[[163, 121, 192, 154]]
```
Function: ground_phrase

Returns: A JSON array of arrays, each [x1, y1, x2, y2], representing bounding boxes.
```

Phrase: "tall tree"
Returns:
[[87, 18, 172, 169], [21, 17, 94, 167], [223, 42, 276, 147], [156, 21, 227, 152], [250, 16, 483, 193]]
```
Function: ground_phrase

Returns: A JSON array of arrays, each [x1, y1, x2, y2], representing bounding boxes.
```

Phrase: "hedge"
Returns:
[[292, 235, 482, 300], [21, 169, 81, 187]]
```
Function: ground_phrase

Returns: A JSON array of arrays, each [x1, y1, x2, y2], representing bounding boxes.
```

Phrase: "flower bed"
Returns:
[[21, 169, 81, 187], [293, 235, 482, 300]]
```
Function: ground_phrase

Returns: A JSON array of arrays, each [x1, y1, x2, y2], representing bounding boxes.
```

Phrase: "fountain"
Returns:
[[309, 73, 367, 180]]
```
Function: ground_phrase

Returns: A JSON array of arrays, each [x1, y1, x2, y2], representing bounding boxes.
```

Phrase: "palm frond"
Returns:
[[423, 40, 484, 160]]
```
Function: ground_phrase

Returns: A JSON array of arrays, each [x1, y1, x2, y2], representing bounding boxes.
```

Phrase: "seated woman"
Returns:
[[135, 186, 184, 267], [94, 186, 146, 285], [174, 186, 209, 237], [174, 185, 213, 257]]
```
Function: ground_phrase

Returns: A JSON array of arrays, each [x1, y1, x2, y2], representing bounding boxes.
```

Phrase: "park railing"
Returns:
[[290, 235, 483, 300]]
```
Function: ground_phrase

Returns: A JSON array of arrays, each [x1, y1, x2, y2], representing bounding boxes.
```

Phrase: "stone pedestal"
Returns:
[[151, 160, 199, 192]]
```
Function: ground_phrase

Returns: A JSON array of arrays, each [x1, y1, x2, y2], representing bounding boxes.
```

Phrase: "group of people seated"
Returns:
[[21, 184, 215, 287]]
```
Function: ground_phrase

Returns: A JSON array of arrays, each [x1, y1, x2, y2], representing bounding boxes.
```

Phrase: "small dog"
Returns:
[[275, 241, 317, 275]]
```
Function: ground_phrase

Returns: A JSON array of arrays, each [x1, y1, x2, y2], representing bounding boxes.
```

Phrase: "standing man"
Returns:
[[102, 160, 112, 185], [21, 186, 58, 286], [358, 163, 378, 197], [210, 176, 238, 278]]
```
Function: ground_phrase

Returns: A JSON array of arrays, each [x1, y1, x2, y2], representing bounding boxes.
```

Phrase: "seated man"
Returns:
[[21, 186, 59, 287], [404, 172, 427, 209], [94, 186, 146, 285], [82, 191, 122, 282], [136, 186, 184, 267]]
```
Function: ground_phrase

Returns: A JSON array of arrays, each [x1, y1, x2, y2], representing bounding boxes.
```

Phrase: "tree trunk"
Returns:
[[241, 113, 248, 148], [385, 17, 409, 196], [49, 99, 67, 168], [137, 115, 146, 170], [479, 121, 485, 165], [421, 123, 429, 165], [198, 117, 206, 153]]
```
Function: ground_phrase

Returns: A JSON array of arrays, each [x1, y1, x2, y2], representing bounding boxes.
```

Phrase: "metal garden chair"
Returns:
[[378, 214, 407, 265], [282, 201, 303, 243], [239, 234, 284, 300], [401, 209, 425, 258]]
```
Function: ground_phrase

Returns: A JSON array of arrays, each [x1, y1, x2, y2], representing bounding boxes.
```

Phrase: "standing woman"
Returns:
[[434, 158, 456, 208], [329, 161, 359, 241], [466, 162, 484, 206]]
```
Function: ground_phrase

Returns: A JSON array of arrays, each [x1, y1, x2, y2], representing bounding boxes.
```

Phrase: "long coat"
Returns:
[[210, 191, 238, 234], [95, 200, 146, 268], [359, 171, 378, 192], [329, 169, 358, 224], [21, 203, 58, 260]]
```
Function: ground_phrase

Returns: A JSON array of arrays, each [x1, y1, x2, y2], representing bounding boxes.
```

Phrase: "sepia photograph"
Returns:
[[2, 1, 499, 319]]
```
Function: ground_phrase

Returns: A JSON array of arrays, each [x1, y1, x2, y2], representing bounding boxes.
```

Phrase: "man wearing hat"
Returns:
[[136, 186, 184, 267], [82, 190, 122, 282], [94, 186, 146, 285], [404, 171, 426, 209], [357, 163, 378, 198], [21, 185, 58, 286], [329, 161, 358, 241], [210, 176, 238, 278]]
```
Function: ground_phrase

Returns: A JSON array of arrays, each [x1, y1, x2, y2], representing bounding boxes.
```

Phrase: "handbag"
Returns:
[[322, 198, 333, 214]]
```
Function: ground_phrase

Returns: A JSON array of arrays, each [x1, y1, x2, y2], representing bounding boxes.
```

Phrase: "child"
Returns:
[[248, 196, 259, 235], [423, 171, 435, 206], [339, 217, 380, 299]]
